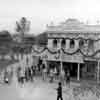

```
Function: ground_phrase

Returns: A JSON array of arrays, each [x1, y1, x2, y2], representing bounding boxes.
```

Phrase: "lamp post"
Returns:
[[60, 48, 63, 74]]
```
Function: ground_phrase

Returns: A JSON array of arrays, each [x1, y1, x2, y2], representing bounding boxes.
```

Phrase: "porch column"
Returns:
[[60, 45, 63, 73], [77, 63, 80, 81], [97, 61, 100, 83], [60, 60, 63, 73], [60, 51, 63, 73]]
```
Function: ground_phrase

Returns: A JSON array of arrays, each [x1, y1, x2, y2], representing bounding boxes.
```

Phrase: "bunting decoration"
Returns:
[[32, 47, 58, 54], [32, 46, 100, 59]]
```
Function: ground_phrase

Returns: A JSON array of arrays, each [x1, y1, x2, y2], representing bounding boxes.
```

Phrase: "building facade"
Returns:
[[32, 18, 100, 82]]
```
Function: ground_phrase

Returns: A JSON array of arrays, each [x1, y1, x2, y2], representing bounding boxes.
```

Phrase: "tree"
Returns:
[[35, 33, 48, 46], [16, 17, 30, 36]]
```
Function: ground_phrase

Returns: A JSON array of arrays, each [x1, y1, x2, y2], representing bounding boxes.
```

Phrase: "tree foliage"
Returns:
[[16, 17, 30, 35], [35, 33, 48, 46]]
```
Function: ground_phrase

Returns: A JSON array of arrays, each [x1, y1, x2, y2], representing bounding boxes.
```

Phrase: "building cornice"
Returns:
[[46, 18, 100, 34]]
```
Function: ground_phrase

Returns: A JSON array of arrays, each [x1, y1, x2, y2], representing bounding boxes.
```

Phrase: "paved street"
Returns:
[[0, 59, 100, 100], [0, 76, 71, 100], [13, 75, 75, 100], [0, 74, 100, 100], [0, 59, 99, 100]]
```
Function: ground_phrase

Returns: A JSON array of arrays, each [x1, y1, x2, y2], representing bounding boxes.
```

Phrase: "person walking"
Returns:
[[49, 69, 54, 83], [31, 65, 36, 76], [20, 68, 25, 84], [17, 67, 21, 83], [54, 67, 57, 80], [30, 67, 34, 82], [28, 67, 31, 82], [4, 70, 9, 84], [42, 64, 47, 81], [31, 65, 35, 81], [56, 82, 63, 100], [65, 70, 70, 88], [59, 69, 65, 86], [25, 67, 28, 82]]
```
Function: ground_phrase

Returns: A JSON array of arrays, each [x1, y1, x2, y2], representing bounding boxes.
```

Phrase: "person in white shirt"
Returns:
[[49, 69, 54, 83], [59, 69, 65, 86]]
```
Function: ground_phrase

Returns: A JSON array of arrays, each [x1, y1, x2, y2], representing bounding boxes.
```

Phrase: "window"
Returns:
[[53, 39, 57, 48], [79, 39, 84, 48], [88, 40, 94, 50], [87, 62, 97, 73], [70, 39, 75, 48], [61, 39, 66, 48]]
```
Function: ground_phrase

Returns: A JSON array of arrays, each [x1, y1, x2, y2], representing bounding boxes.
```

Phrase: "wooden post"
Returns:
[[77, 63, 80, 81], [60, 48, 63, 73], [97, 61, 100, 83]]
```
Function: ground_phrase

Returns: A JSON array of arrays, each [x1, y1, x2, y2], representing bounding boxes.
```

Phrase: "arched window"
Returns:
[[70, 39, 75, 48], [61, 39, 66, 48], [79, 39, 84, 48], [53, 39, 57, 48], [88, 40, 94, 50]]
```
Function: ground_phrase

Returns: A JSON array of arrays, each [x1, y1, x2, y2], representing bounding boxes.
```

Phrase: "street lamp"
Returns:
[[60, 47, 63, 74]]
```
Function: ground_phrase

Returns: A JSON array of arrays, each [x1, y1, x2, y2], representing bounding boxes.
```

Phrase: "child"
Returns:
[[56, 82, 63, 100]]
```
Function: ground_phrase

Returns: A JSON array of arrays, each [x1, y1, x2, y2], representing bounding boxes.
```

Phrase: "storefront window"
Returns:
[[85, 61, 97, 79]]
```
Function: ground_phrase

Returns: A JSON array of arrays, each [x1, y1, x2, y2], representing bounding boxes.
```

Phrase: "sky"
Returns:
[[0, 0, 100, 35]]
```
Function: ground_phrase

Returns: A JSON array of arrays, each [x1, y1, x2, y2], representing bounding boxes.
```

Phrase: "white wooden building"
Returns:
[[33, 18, 100, 82]]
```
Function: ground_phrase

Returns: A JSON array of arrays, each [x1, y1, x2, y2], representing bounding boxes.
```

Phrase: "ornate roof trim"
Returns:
[[46, 18, 100, 33]]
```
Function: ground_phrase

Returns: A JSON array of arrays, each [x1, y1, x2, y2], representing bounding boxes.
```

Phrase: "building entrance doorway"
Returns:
[[63, 62, 77, 79], [80, 61, 97, 80], [70, 63, 77, 78]]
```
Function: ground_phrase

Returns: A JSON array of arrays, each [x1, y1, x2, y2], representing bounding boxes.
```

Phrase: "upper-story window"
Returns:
[[79, 39, 84, 48], [70, 39, 75, 48], [79, 39, 93, 50], [61, 39, 66, 48], [53, 39, 57, 48], [88, 40, 94, 50]]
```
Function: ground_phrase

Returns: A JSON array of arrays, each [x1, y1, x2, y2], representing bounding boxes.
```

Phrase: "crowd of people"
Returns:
[[15, 63, 71, 87], [0, 62, 71, 88], [0, 61, 72, 100]]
